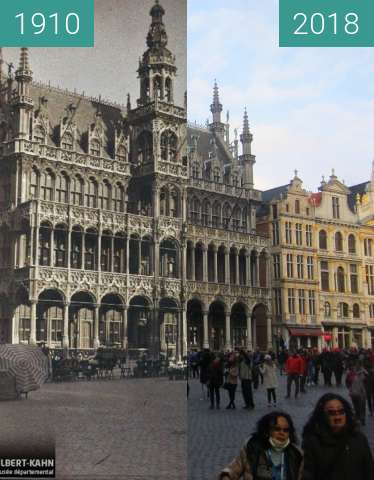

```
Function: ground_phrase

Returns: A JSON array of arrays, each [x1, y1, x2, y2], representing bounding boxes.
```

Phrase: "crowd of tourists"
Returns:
[[188, 347, 374, 479]]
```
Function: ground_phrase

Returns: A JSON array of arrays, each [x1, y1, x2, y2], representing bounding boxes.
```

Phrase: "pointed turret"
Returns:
[[137, 1, 176, 106], [209, 81, 225, 136], [239, 108, 255, 188], [12, 48, 34, 138]]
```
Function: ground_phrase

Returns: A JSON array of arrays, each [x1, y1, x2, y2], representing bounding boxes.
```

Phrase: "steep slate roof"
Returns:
[[348, 181, 370, 211], [188, 125, 233, 168], [29, 82, 125, 158], [261, 185, 289, 203]]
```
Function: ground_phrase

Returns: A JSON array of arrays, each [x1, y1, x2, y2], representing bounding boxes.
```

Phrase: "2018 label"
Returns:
[[293, 12, 359, 36]]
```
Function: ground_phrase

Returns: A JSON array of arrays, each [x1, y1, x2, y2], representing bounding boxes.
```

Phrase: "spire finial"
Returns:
[[210, 80, 223, 123], [294, 169, 298, 178], [18, 47, 30, 71], [147, 1, 167, 49], [242, 107, 250, 135], [127, 93, 131, 112]]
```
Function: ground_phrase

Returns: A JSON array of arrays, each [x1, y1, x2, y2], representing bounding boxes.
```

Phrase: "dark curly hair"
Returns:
[[252, 411, 298, 445], [303, 393, 358, 438]]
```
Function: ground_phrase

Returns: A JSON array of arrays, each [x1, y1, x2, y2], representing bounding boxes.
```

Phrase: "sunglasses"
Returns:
[[272, 426, 290, 433], [325, 409, 346, 417]]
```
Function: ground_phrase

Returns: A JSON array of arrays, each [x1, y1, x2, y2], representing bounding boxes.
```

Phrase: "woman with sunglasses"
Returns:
[[302, 393, 374, 480], [218, 411, 303, 479]]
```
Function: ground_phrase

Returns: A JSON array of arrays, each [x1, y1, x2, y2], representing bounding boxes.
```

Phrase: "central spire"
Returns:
[[210, 80, 223, 124], [147, 1, 168, 49]]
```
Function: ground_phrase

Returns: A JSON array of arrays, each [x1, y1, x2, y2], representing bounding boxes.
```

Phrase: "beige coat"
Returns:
[[218, 441, 303, 480], [259, 363, 278, 389]]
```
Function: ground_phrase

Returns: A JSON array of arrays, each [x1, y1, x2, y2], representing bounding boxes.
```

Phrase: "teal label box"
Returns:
[[0, 0, 94, 47], [279, 0, 374, 47]]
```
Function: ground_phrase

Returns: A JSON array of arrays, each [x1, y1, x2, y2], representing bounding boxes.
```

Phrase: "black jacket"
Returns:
[[302, 426, 374, 480]]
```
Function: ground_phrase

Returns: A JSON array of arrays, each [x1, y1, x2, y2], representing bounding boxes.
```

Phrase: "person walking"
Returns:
[[225, 355, 239, 409], [345, 362, 368, 425], [239, 350, 255, 410], [218, 411, 303, 480], [366, 363, 374, 417], [260, 354, 278, 407], [285, 351, 302, 399], [207, 355, 224, 409], [302, 393, 374, 480]]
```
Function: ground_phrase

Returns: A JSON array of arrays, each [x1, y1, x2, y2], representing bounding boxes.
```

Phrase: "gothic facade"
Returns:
[[0, 2, 272, 357]]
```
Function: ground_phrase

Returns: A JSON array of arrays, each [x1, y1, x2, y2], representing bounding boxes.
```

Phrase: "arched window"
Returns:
[[223, 204, 231, 229], [348, 234, 356, 254], [337, 266, 345, 292], [153, 76, 162, 100], [39, 223, 52, 266], [165, 77, 172, 102], [85, 229, 98, 270], [190, 197, 201, 223], [90, 139, 100, 157], [160, 131, 178, 162], [295, 199, 300, 214], [70, 175, 83, 206], [319, 230, 327, 250], [30, 168, 39, 199], [170, 190, 179, 218], [137, 131, 153, 164], [61, 132, 74, 150], [213, 167, 220, 183], [98, 181, 111, 210], [54, 225, 67, 267], [16, 304, 31, 342], [56, 173, 68, 203], [353, 303, 360, 318], [202, 200, 211, 226], [324, 301, 331, 317], [40, 169, 54, 201], [33, 126, 45, 144], [335, 232, 343, 251], [85, 178, 97, 208], [338, 302, 349, 318], [192, 162, 199, 179], [232, 175, 239, 187], [212, 202, 221, 228], [232, 207, 241, 231], [160, 188, 168, 216], [113, 183, 124, 212]]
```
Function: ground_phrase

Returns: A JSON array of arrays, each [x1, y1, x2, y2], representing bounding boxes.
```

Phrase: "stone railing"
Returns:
[[185, 280, 270, 299], [186, 224, 269, 248], [2, 139, 130, 176]]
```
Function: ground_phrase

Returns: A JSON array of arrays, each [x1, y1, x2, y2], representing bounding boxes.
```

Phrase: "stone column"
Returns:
[[30, 300, 37, 344], [225, 312, 231, 350], [126, 235, 130, 274], [225, 249, 230, 284], [81, 231, 85, 270], [35, 225, 40, 266], [67, 228, 71, 269], [213, 246, 218, 283], [203, 310, 209, 349], [111, 235, 115, 273], [181, 306, 187, 357], [152, 184, 160, 217], [63, 302, 70, 348], [256, 253, 260, 287], [176, 309, 181, 361], [267, 315, 273, 349], [191, 245, 196, 281], [153, 307, 160, 358], [246, 314, 253, 351], [266, 254, 272, 288], [154, 239, 160, 278], [235, 251, 240, 285], [93, 304, 100, 348], [245, 252, 251, 286], [50, 228, 54, 267], [122, 306, 128, 350], [202, 245, 208, 282], [252, 316, 257, 349], [97, 230, 102, 272], [181, 191, 187, 223], [138, 239, 142, 274]]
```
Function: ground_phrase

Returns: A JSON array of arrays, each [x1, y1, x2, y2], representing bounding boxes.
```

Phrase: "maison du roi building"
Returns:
[[0, 2, 273, 358], [257, 169, 374, 350]]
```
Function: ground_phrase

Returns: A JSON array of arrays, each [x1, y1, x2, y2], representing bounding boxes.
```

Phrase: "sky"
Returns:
[[188, 0, 374, 192], [3, 0, 187, 107]]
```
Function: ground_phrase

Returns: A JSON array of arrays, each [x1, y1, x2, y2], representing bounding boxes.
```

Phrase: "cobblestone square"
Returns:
[[1, 377, 186, 480], [188, 376, 374, 480]]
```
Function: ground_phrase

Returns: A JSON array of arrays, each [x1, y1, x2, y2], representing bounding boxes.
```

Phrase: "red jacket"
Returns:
[[286, 355, 303, 375]]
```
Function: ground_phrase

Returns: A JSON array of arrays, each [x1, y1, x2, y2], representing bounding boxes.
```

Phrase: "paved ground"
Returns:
[[187, 374, 374, 480], [0, 373, 186, 480]]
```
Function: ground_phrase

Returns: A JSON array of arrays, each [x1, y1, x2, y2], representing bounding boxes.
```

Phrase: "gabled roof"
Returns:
[[348, 181, 370, 211], [261, 184, 289, 203]]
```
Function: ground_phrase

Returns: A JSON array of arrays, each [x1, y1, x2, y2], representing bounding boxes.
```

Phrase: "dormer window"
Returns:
[[34, 126, 45, 144], [232, 176, 239, 187], [61, 132, 74, 151], [90, 139, 100, 157]]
